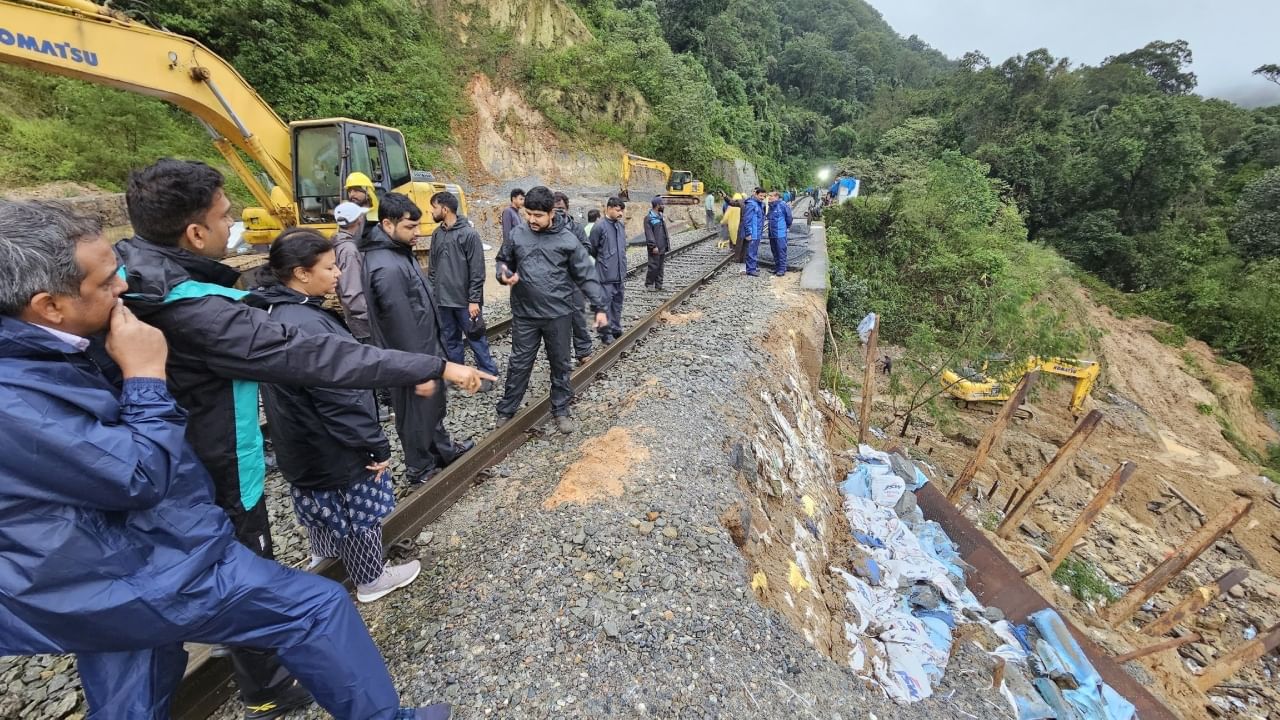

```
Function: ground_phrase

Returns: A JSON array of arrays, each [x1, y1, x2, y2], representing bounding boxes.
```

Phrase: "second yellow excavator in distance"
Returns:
[[0, 0, 465, 245], [941, 356, 1101, 420], [619, 153, 704, 205]]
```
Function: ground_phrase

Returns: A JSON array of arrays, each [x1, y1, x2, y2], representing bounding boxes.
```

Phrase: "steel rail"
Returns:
[[175, 233, 729, 719]]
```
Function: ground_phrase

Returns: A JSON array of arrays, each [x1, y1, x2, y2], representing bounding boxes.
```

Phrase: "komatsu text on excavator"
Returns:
[[0, 0, 465, 244]]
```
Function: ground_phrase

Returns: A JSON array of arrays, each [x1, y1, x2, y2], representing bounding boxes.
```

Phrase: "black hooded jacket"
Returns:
[[360, 224, 447, 357], [115, 236, 444, 515], [256, 284, 390, 491], [427, 214, 484, 308], [589, 217, 628, 284], [495, 211, 607, 319]]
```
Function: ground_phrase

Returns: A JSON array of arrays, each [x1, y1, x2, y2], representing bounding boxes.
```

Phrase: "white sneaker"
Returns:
[[356, 559, 422, 603]]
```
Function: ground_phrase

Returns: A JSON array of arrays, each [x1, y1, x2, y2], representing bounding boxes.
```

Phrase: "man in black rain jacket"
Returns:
[[553, 191, 595, 363], [588, 196, 628, 344], [495, 186, 608, 434], [427, 191, 498, 385], [116, 159, 477, 718], [362, 192, 484, 484]]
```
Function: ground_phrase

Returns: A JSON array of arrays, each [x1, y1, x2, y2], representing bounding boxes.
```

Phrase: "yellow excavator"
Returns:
[[619, 153, 704, 205], [941, 356, 1100, 419], [0, 0, 465, 245]]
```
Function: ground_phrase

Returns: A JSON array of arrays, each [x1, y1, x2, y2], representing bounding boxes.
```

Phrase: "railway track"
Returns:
[[175, 229, 732, 719]]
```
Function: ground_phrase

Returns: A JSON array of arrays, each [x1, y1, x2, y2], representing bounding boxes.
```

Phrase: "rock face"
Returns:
[[442, 0, 594, 49], [712, 158, 761, 193], [464, 74, 620, 187]]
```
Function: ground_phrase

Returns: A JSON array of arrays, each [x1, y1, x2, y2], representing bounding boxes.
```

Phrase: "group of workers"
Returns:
[[0, 157, 675, 719], [0, 151, 799, 719], [711, 187, 795, 277]]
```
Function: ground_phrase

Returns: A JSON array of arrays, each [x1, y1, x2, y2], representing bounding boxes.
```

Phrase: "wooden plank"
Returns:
[[946, 371, 1039, 503], [996, 410, 1105, 539], [1103, 497, 1253, 627], [857, 315, 879, 444], [1143, 568, 1250, 637], [1193, 622, 1280, 692], [1115, 632, 1202, 663], [1043, 462, 1137, 573]]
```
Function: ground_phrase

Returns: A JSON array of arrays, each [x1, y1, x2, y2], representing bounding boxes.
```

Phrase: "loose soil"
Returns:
[[543, 427, 649, 509], [851, 280, 1280, 719]]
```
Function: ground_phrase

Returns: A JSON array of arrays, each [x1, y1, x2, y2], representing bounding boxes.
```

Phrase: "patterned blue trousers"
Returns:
[[290, 470, 396, 586]]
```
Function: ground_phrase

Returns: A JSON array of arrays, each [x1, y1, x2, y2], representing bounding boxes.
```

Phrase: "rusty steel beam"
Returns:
[[996, 410, 1105, 539], [945, 371, 1038, 503], [1143, 568, 1250, 637], [1103, 497, 1253, 628], [915, 483, 1179, 720], [1115, 632, 1201, 663], [1194, 622, 1280, 692], [857, 314, 879, 444]]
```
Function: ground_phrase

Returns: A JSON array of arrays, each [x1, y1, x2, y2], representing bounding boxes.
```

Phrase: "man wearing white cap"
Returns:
[[332, 202, 371, 340]]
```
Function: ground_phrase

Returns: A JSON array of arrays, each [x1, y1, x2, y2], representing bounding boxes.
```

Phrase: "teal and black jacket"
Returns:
[[115, 236, 445, 519]]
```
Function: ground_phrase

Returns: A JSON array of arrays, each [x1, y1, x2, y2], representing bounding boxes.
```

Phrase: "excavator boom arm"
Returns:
[[0, 0, 294, 218]]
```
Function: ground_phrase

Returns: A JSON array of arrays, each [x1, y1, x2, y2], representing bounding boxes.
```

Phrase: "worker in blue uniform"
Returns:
[[767, 190, 794, 276], [741, 187, 767, 277], [0, 199, 449, 720]]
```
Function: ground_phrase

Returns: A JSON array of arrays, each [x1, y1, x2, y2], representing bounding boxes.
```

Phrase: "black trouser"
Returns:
[[570, 288, 594, 358], [390, 382, 458, 479], [645, 251, 666, 288], [598, 282, 624, 341], [227, 499, 299, 705], [497, 314, 573, 417]]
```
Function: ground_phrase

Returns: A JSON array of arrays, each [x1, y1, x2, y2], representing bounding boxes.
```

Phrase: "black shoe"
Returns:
[[407, 467, 440, 486], [449, 439, 476, 461], [243, 679, 313, 720], [600, 335, 614, 346], [479, 379, 496, 393], [495, 413, 513, 428], [645, 285, 656, 292]]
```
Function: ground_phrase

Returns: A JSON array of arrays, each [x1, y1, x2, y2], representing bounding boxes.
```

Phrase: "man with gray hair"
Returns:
[[0, 200, 452, 720]]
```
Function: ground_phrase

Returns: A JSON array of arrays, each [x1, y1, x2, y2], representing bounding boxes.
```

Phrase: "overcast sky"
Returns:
[[866, 0, 1280, 107]]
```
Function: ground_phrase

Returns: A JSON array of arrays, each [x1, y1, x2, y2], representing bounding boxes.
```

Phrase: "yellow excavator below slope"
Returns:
[[0, 0, 464, 243], [941, 356, 1100, 417], [619, 153, 704, 205]]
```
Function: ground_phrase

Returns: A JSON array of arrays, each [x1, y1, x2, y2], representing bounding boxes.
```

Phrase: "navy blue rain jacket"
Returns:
[[767, 199, 793, 239], [742, 197, 765, 240], [0, 316, 234, 654]]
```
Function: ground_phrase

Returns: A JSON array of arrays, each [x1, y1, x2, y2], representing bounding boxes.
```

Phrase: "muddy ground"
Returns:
[[847, 283, 1280, 719]]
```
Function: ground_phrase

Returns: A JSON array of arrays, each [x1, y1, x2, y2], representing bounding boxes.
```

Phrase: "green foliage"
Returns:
[[826, 152, 1078, 434], [1231, 168, 1280, 260], [1151, 324, 1187, 347], [1053, 556, 1119, 604], [138, 0, 462, 163], [1196, 403, 1215, 416], [0, 67, 247, 198]]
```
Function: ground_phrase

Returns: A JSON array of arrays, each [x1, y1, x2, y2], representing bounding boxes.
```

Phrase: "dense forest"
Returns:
[[0, 0, 1276, 423]]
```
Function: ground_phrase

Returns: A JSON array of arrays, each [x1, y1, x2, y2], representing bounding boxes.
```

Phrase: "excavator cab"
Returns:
[[290, 119, 462, 236], [291, 120, 413, 225], [668, 171, 694, 192]]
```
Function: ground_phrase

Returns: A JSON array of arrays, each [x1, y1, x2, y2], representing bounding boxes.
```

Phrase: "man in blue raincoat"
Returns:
[[767, 190, 794, 277], [0, 200, 449, 720], [741, 187, 767, 277]]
